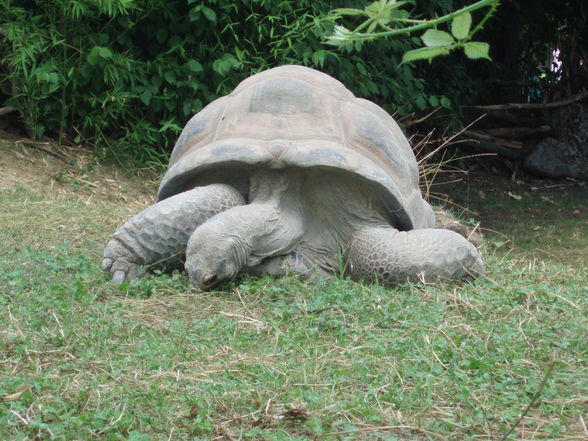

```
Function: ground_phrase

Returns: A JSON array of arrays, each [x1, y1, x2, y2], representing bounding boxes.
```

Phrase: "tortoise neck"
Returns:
[[240, 169, 306, 266], [204, 169, 306, 269]]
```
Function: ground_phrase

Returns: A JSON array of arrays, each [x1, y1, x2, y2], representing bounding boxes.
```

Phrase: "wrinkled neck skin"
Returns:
[[186, 169, 306, 289]]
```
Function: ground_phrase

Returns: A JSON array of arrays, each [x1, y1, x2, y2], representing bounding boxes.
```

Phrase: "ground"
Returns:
[[0, 134, 586, 441], [431, 165, 587, 267], [0, 130, 156, 207]]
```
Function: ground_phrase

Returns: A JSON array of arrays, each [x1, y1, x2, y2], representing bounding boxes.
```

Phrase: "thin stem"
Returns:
[[499, 361, 555, 441], [353, 17, 375, 33], [344, 0, 498, 41], [467, 0, 500, 40]]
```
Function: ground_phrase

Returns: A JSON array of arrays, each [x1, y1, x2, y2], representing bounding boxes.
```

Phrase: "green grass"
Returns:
[[1, 181, 587, 441]]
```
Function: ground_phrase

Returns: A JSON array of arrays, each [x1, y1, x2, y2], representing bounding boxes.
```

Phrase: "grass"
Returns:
[[431, 169, 588, 267], [1, 149, 587, 440]]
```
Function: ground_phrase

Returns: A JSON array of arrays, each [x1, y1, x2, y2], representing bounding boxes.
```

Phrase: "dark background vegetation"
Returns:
[[0, 0, 586, 167]]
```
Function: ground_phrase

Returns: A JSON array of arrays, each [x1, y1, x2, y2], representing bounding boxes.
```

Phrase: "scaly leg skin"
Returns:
[[348, 227, 484, 287], [102, 184, 244, 283]]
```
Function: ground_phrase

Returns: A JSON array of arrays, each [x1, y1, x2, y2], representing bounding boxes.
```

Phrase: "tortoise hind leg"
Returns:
[[348, 227, 484, 287], [102, 184, 244, 283]]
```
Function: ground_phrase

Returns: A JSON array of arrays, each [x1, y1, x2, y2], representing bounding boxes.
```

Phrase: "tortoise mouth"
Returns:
[[189, 267, 235, 291], [199, 273, 229, 291]]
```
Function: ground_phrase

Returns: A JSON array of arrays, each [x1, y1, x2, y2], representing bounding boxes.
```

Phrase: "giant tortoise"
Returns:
[[102, 65, 484, 290]]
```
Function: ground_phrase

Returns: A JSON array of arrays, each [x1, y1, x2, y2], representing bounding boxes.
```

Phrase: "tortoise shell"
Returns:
[[157, 65, 434, 230]]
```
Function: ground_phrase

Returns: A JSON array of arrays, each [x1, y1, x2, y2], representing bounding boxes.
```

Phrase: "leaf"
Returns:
[[401, 46, 449, 64], [325, 25, 354, 46], [202, 7, 216, 22], [463, 42, 491, 60], [421, 29, 455, 47], [451, 12, 472, 40], [139, 90, 152, 105], [365, 1, 383, 16], [35, 122, 46, 138], [389, 1, 409, 10], [356, 62, 368, 75], [87, 46, 112, 65], [391, 8, 409, 19], [440, 96, 451, 108], [186, 60, 203, 72], [39, 72, 60, 84], [1, 390, 26, 402], [311, 51, 327, 67], [164, 70, 176, 84], [212, 59, 229, 75], [366, 80, 378, 94], [188, 5, 202, 22]]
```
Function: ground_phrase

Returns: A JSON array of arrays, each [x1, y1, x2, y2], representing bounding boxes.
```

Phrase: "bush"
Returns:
[[0, 0, 459, 166]]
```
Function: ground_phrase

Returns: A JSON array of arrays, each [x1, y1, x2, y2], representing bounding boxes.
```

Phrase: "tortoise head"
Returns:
[[185, 220, 249, 290]]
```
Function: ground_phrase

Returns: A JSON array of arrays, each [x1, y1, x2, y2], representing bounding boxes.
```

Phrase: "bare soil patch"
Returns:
[[0, 130, 157, 208]]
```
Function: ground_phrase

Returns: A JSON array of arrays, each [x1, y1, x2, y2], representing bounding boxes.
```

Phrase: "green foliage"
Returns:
[[0, 0, 329, 165], [328, 0, 499, 64], [0, 0, 489, 165]]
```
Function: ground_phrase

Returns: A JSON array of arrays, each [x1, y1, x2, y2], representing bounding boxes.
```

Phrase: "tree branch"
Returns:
[[483, 125, 552, 139], [459, 140, 527, 160], [0, 106, 18, 116], [464, 91, 588, 111], [338, 0, 498, 41], [464, 130, 523, 149]]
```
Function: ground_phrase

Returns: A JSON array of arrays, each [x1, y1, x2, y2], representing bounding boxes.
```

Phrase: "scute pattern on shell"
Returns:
[[158, 65, 434, 231]]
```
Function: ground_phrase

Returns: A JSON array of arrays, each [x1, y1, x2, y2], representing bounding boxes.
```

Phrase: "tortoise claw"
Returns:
[[102, 244, 141, 284], [107, 259, 141, 284], [101, 257, 113, 271], [112, 270, 127, 284]]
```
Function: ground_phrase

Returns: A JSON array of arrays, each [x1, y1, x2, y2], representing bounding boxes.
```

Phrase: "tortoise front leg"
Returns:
[[348, 227, 484, 287], [102, 184, 244, 283]]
